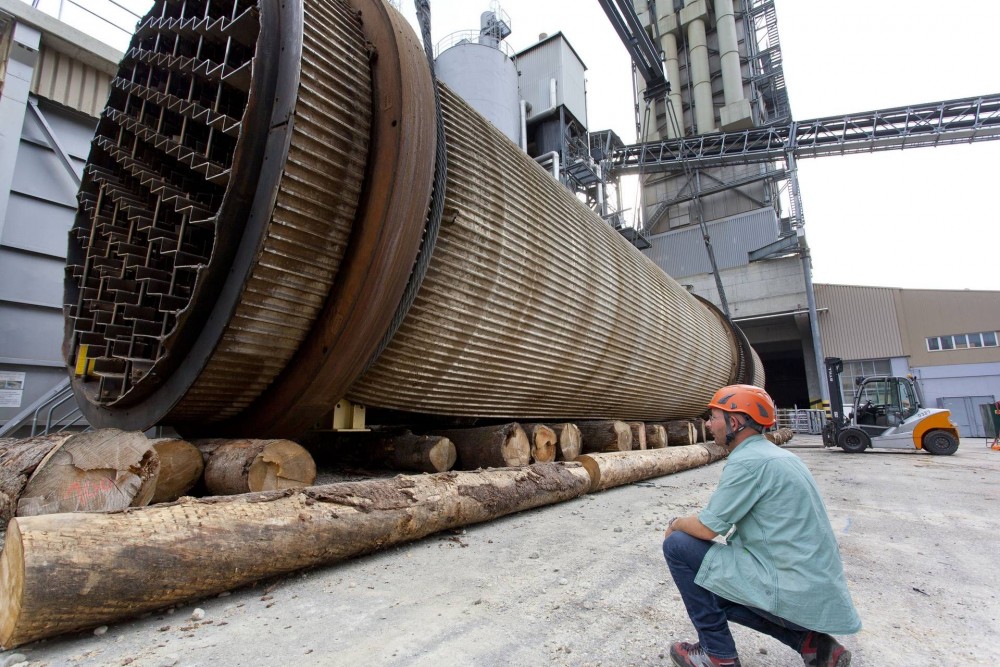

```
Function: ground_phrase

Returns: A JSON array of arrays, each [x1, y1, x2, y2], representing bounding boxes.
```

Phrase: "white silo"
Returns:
[[435, 7, 522, 147]]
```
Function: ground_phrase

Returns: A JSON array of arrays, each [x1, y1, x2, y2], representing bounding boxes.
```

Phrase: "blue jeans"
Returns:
[[662, 531, 811, 660]]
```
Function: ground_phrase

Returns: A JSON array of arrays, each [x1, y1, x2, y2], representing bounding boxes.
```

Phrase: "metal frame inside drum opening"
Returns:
[[63, 0, 291, 430]]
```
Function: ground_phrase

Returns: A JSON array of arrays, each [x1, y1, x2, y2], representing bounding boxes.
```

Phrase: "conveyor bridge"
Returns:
[[610, 93, 1000, 174]]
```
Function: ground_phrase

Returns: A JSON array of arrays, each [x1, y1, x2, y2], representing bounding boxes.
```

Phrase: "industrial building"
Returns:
[[0, 0, 997, 438]]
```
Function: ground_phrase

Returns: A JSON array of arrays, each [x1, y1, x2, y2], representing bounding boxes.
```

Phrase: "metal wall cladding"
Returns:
[[0, 102, 93, 424], [347, 86, 745, 421], [31, 44, 113, 118], [517, 34, 588, 127], [814, 284, 905, 360], [642, 207, 780, 279], [435, 42, 521, 145]]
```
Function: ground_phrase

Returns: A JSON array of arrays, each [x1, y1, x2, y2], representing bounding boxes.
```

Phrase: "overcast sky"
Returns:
[[34, 0, 1000, 291], [397, 0, 1000, 292]]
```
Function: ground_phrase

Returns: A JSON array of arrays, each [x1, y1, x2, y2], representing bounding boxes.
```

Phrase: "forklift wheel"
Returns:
[[922, 430, 959, 456], [837, 428, 871, 453]]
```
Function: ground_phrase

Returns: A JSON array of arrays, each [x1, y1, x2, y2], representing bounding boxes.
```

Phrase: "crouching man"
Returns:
[[663, 385, 860, 667]]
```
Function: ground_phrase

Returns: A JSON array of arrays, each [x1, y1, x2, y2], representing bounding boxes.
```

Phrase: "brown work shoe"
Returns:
[[800, 632, 851, 667], [670, 641, 741, 667]]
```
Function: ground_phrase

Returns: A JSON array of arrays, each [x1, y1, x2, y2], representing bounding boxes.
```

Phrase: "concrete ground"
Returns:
[[2, 434, 998, 666]]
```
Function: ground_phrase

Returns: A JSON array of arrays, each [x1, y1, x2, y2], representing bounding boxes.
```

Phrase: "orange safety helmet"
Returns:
[[708, 384, 776, 428]]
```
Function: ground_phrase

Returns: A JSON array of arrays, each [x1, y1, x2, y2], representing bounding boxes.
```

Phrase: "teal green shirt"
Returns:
[[695, 435, 862, 634]]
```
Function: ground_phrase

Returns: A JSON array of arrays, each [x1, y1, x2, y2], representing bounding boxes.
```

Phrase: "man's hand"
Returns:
[[663, 515, 719, 541]]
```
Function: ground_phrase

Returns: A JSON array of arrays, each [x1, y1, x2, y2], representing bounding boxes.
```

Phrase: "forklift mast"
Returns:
[[825, 357, 845, 426]]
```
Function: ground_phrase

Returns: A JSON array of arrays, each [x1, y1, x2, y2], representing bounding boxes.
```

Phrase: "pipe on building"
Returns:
[[62, 0, 762, 437], [714, 0, 743, 107], [519, 99, 528, 152], [661, 31, 684, 138], [534, 150, 560, 180], [686, 17, 715, 134]]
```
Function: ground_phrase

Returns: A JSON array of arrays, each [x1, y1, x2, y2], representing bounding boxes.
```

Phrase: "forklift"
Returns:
[[822, 357, 960, 455]]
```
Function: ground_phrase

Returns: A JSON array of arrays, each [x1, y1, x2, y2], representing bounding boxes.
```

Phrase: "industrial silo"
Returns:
[[434, 9, 522, 146]]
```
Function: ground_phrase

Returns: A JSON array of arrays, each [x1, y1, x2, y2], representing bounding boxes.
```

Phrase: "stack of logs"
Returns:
[[0, 416, 728, 649]]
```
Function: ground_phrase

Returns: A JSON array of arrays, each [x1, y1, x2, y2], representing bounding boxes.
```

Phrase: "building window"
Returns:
[[840, 359, 891, 405], [926, 331, 999, 351]]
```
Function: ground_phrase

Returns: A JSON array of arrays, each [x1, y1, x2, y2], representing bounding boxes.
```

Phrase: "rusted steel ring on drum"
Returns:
[[219, 0, 437, 437], [692, 294, 756, 386]]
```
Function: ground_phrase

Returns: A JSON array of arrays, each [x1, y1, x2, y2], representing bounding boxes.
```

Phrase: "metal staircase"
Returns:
[[0, 377, 89, 438]]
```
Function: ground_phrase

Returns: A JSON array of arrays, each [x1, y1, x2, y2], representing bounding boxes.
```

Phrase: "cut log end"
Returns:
[[425, 438, 458, 472], [522, 424, 557, 463], [15, 430, 160, 518], [247, 440, 318, 492], [553, 423, 582, 461], [150, 439, 204, 504], [501, 426, 531, 467]]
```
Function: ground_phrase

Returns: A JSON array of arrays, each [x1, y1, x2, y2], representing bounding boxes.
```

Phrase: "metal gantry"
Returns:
[[610, 93, 1000, 174]]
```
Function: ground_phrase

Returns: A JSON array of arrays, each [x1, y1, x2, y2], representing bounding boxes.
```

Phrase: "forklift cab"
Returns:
[[852, 375, 920, 437]]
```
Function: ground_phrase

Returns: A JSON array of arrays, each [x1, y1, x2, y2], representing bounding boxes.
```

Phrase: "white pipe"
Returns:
[[687, 18, 715, 134], [534, 151, 560, 180], [715, 0, 743, 106], [519, 100, 528, 152], [548, 78, 557, 110]]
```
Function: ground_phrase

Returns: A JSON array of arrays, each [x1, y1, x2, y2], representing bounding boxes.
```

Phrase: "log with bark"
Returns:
[[15, 430, 159, 518], [661, 420, 697, 447], [765, 428, 795, 446], [0, 462, 591, 648], [193, 439, 317, 495], [551, 423, 582, 461], [306, 430, 456, 473], [628, 422, 647, 450], [519, 424, 557, 463], [149, 438, 205, 503], [576, 420, 632, 453], [645, 424, 668, 449], [575, 443, 729, 492], [426, 423, 530, 469], [0, 434, 73, 528]]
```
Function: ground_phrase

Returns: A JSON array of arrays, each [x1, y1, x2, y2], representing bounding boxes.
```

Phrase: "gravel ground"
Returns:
[[2, 434, 998, 666]]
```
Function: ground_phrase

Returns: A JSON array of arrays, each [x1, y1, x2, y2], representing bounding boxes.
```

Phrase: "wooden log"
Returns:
[[577, 420, 632, 453], [307, 430, 456, 473], [519, 424, 557, 463], [426, 423, 530, 469], [765, 428, 795, 446], [645, 424, 668, 449], [0, 434, 73, 528], [149, 439, 204, 503], [552, 423, 582, 461], [628, 422, 647, 450], [193, 439, 316, 495], [575, 443, 729, 492], [662, 420, 697, 447], [15, 430, 159, 518], [691, 418, 707, 443], [0, 462, 591, 648]]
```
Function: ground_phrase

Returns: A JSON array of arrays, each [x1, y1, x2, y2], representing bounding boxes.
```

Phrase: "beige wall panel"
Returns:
[[31, 44, 111, 118], [815, 284, 904, 360], [896, 289, 1000, 367], [684, 257, 805, 320]]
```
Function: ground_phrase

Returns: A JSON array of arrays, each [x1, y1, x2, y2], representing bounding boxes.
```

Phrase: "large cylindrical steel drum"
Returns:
[[62, 0, 761, 437]]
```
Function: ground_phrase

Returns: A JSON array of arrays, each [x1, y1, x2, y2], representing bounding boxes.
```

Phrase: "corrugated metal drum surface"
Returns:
[[63, 0, 761, 437]]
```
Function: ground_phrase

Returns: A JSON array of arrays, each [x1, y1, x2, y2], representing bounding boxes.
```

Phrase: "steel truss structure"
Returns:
[[610, 93, 1000, 174]]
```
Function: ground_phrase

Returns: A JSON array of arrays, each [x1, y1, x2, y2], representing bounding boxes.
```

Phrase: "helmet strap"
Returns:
[[725, 415, 757, 446]]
